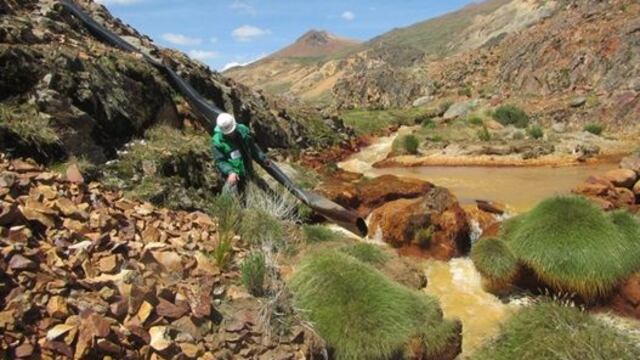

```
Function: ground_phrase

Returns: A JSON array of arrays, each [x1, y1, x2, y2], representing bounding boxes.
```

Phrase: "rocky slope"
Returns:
[[0, 0, 347, 165], [0, 155, 326, 359]]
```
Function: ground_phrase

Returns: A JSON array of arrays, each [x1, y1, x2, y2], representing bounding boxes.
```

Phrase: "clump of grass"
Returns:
[[290, 251, 460, 360], [527, 125, 544, 139], [472, 301, 640, 360], [209, 193, 242, 235], [583, 122, 604, 135], [302, 224, 342, 243], [240, 208, 285, 247], [211, 235, 233, 270], [467, 115, 484, 126], [477, 126, 491, 142], [413, 227, 432, 247], [340, 243, 389, 265], [241, 252, 266, 296], [421, 117, 436, 129], [471, 237, 518, 287], [244, 183, 299, 222], [492, 105, 529, 128], [341, 107, 434, 136], [392, 134, 420, 155], [503, 196, 640, 299]]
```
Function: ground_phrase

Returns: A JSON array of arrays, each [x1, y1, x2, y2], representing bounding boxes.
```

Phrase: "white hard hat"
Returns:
[[216, 113, 237, 135]]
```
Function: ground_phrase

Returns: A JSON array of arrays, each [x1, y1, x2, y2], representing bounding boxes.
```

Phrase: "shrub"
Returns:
[[526, 125, 544, 139], [241, 252, 266, 296], [492, 105, 529, 128], [471, 237, 518, 287], [421, 118, 436, 129], [392, 134, 420, 155], [302, 224, 342, 243], [467, 115, 484, 126], [584, 122, 604, 135], [503, 196, 640, 299], [472, 301, 640, 360], [340, 243, 389, 265], [290, 251, 460, 360], [477, 126, 491, 142]]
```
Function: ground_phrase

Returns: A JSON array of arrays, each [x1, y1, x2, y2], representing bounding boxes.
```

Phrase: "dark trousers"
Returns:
[[222, 174, 274, 198]]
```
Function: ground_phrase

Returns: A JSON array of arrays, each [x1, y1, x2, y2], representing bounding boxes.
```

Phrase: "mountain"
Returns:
[[269, 30, 360, 59]]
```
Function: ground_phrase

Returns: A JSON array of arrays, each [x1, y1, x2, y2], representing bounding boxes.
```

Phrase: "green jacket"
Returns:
[[211, 123, 267, 178]]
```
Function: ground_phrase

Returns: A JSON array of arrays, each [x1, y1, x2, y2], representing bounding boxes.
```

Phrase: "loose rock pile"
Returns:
[[573, 153, 640, 211], [0, 155, 320, 359]]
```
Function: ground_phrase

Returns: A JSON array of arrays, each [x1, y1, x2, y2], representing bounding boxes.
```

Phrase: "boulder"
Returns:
[[442, 100, 477, 120], [315, 180, 360, 209], [604, 169, 637, 189], [569, 96, 586, 107], [611, 272, 640, 320], [356, 175, 433, 215], [369, 187, 470, 260], [620, 154, 640, 174], [633, 180, 640, 196], [412, 95, 433, 107]]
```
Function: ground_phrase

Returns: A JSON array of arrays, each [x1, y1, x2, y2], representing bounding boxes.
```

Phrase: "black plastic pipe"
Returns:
[[57, 0, 368, 237]]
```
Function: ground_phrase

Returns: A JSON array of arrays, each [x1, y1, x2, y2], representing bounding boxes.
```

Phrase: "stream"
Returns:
[[337, 129, 627, 356]]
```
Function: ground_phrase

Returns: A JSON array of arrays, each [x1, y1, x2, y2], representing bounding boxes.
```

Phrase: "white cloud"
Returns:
[[161, 33, 202, 46], [188, 50, 219, 61], [96, 0, 142, 5], [231, 25, 271, 42], [341, 11, 355, 21], [230, 0, 257, 16], [221, 53, 267, 71]]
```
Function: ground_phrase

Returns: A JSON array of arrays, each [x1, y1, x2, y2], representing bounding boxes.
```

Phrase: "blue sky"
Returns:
[[97, 0, 478, 71]]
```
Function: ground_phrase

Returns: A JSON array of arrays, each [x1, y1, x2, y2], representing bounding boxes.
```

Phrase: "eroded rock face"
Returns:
[[369, 187, 470, 260]]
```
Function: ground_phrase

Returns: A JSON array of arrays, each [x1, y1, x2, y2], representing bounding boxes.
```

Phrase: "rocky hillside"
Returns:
[[225, 0, 557, 106], [0, 0, 348, 166], [404, 0, 640, 131], [227, 0, 639, 132]]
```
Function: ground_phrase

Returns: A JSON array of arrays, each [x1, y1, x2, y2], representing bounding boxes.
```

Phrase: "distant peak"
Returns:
[[267, 29, 360, 59]]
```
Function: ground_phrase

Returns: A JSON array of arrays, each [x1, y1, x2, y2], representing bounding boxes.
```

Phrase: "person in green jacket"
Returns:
[[211, 113, 272, 195]]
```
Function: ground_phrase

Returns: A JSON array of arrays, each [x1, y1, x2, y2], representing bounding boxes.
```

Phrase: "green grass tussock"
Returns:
[[340, 243, 390, 265], [240, 208, 285, 247], [472, 301, 640, 360], [241, 252, 266, 296], [470, 237, 518, 286], [492, 105, 529, 129], [584, 122, 604, 135], [290, 250, 459, 360], [504, 196, 640, 299], [392, 134, 420, 155], [0, 102, 60, 150], [526, 125, 544, 139], [302, 224, 343, 243]]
